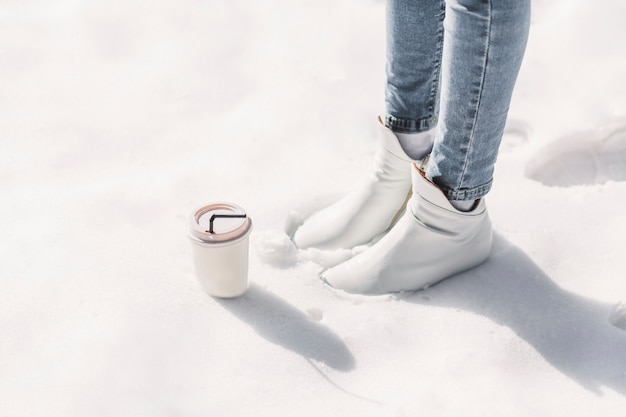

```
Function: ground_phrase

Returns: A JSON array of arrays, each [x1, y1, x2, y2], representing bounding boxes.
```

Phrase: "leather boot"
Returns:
[[321, 163, 493, 294], [293, 117, 423, 250]]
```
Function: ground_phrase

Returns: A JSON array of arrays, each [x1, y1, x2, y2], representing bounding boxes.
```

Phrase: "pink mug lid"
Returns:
[[188, 202, 252, 243]]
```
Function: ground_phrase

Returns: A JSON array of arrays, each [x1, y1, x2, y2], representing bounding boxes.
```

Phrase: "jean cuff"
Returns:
[[384, 114, 438, 133], [438, 180, 493, 201]]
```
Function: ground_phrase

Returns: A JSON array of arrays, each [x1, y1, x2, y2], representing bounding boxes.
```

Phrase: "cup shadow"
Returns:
[[215, 284, 356, 372], [402, 233, 626, 395]]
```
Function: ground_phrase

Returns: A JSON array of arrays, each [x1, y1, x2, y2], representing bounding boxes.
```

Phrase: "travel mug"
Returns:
[[187, 202, 253, 298]]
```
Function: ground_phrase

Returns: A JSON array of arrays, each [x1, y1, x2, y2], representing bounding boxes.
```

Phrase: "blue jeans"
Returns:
[[384, 0, 531, 200]]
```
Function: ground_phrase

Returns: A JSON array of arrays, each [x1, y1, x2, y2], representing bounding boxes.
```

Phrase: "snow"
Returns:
[[1, 0, 626, 415]]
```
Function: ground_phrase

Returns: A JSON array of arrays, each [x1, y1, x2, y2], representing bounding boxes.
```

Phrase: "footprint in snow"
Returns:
[[609, 302, 626, 330], [525, 117, 626, 187]]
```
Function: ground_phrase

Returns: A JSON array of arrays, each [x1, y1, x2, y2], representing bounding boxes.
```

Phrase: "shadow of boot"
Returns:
[[403, 234, 626, 395]]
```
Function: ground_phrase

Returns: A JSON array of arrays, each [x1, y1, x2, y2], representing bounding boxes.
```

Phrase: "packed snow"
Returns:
[[1, 0, 626, 416]]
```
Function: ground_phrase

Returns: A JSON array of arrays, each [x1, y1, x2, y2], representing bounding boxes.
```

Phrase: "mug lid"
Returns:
[[188, 202, 252, 243]]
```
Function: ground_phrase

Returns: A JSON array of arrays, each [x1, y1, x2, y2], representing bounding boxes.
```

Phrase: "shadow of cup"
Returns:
[[215, 285, 356, 372]]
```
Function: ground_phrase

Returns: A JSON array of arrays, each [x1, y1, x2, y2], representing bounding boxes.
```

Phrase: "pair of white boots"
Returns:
[[293, 117, 492, 295]]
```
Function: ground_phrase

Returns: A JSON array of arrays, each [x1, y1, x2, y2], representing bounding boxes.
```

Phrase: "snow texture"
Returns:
[[1, 0, 626, 416]]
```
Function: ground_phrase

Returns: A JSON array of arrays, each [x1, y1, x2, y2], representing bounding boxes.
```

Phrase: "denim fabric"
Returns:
[[385, 0, 531, 200]]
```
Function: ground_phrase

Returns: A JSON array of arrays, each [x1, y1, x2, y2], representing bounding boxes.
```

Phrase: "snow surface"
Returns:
[[1, 0, 626, 415]]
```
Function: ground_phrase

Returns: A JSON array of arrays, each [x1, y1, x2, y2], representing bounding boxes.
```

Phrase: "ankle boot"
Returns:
[[321, 163, 493, 294], [293, 117, 426, 250]]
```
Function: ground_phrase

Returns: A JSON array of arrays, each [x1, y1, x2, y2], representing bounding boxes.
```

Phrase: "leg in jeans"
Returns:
[[292, 0, 444, 250], [323, 0, 531, 294], [384, 0, 445, 134], [427, 0, 531, 201]]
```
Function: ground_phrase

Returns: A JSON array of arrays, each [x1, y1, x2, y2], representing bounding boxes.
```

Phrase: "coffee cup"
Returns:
[[187, 202, 253, 298]]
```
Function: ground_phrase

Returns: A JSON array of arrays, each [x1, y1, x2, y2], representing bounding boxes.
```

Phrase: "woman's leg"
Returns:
[[426, 0, 531, 202], [322, 0, 531, 294], [293, 0, 445, 250], [385, 0, 445, 134]]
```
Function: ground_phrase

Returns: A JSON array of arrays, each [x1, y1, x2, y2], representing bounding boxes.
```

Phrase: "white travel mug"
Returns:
[[187, 202, 253, 298]]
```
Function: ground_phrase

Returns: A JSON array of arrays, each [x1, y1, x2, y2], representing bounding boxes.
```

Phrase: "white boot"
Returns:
[[293, 117, 430, 250], [321, 163, 493, 294]]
